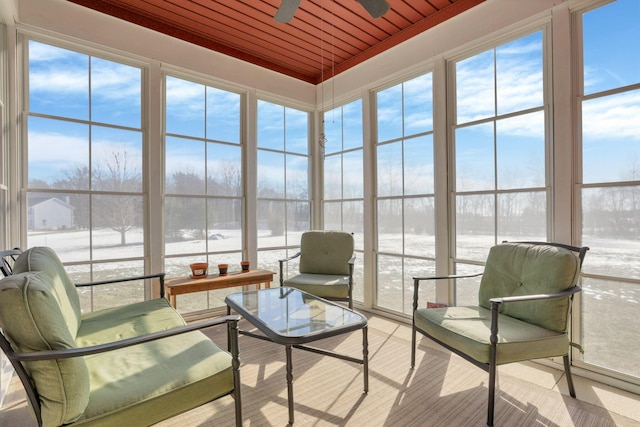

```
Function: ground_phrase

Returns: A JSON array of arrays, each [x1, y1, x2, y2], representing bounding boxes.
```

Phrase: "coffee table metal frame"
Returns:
[[225, 287, 368, 424]]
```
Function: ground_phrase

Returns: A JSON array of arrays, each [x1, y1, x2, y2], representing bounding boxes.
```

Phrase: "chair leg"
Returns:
[[563, 354, 576, 398], [410, 324, 416, 368], [487, 360, 496, 426]]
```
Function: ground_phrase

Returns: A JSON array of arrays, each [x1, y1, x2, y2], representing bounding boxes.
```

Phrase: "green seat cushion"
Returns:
[[13, 246, 82, 337], [72, 331, 233, 426], [0, 272, 89, 426], [414, 305, 569, 365], [478, 243, 580, 332], [71, 297, 234, 426], [77, 298, 189, 345], [284, 273, 350, 299]]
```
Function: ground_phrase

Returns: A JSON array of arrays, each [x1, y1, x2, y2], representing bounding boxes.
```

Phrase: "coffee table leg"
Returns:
[[363, 326, 369, 393], [286, 344, 294, 424]]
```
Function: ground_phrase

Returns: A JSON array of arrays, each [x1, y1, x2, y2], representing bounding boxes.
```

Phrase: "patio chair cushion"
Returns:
[[414, 305, 569, 365], [299, 230, 354, 275], [478, 242, 581, 332], [0, 271, 90, 426], [283, 273, 350, 299]]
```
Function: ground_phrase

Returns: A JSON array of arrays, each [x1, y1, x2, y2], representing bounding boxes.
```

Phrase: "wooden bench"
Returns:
[[166, 269, 274, 308]]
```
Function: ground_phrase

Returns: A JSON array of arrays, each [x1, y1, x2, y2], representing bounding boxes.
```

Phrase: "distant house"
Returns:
[[28, 197, 75, 230]]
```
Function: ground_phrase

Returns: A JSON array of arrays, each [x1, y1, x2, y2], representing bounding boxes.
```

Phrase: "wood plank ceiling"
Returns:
[[66, 0, 486, 84]]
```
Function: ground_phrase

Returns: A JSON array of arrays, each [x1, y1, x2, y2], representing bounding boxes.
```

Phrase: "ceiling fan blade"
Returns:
[[356, 0, 391, 18], [274, 0, 302, 23]]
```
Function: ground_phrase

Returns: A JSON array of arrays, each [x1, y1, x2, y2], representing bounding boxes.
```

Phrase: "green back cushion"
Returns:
[[0, 272, 89, 426], [299, 231, 354, 275], [478, 243, 581, 332], [13, 247, 82, 337]]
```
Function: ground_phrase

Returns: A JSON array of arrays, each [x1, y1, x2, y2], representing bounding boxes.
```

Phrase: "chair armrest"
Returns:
[[412, 272, 483, 311], [75, 272, 167, 298], [9, 314, 241, 362], [489, 285, 581, 305], [278, 252, 301, 286]]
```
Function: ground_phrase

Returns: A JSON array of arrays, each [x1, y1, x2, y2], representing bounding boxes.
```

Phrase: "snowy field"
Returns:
[[26, 228, 640, 378]]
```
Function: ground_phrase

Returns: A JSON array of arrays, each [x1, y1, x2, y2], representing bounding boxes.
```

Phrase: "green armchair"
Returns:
[[279, 230, 356, 308], [411, 242, 588, 426], [0, 247, 242, 427]]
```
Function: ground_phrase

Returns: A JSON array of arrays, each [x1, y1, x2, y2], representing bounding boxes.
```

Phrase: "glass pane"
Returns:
[[353, 255, 364, 303], [91, 194, 143, 260], [258, 249, 290, 284], [28, 117, 89, 188], [377, 254, 404, 312], [454, 263, 484, 306], [323, 105, 343, 154], [456, 194, 495, 261], [582, 90, 640, 184], [377, 198, 402, 254], [165, 136, 206, 194], [581, 277, 640, 378], [582, 186, 640, 280], [92, 127, 143, 192], [207, 142, 242, 196], [257, 150, 285, 198], [26, 192, 90, 262], [455, 123, 495, 191], [403, 73, 433, 136], [165, 197, 206, 256], [583, 0, 640, 95], [344, 201, 364, 250], [456, 50, 495, 123], [377, 84, 402, 142], [207, 198, 242, 252], [343, 150, 363, 199], [257, 101, 284, 150], [165, 76, 205, 138], [377, 141, 403, 197], [404, 258, 436, 314], [404, 197, 435, 258], [285, 108, 308, 154], [496, 111, 545, 189], [29, 40, 89, 120], [343, 99, 363, 151], [90, 260, 145, 311], [91, 57, 141, 128], [323, 154, 342, 200], [497, 191, 547, 242], [496, 32, 543, 115], [206, 86, 240, 143], [404, 135, 433, 195], [323, 201, 341, 231], [257, 200, 286, 248], [286, 154, 309, 200], [286, 201, 309, 241]]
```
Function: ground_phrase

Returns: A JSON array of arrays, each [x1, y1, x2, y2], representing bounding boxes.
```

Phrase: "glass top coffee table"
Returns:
[[225, 287, 368, 424]]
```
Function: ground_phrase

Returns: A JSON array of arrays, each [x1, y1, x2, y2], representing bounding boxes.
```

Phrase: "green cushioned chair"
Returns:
[[411, 242, 588, 426], [0, 247, 242, 427], [279, 230, 356, 308]]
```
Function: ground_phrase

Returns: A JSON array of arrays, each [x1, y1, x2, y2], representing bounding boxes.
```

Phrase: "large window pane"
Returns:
[[455, 123, 495, 192], [455, 194, 495, 262], [377, 141, 403, 197], [582, 90, 640, 184], [165, 76, 205, 138], [496, 112, 545, 189], [91, 57, 141, 128], [583, 0, 640, 95]]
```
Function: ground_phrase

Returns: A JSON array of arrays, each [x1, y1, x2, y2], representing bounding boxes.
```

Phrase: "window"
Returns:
[[26, 39, 144, 312], [256, 100, 310, 277], [375, 73, 436, 314], [578, 0, 640, 379], [164, 75, 243, 312], [451, 31, 547, 305], [323, 100, 364, 302]]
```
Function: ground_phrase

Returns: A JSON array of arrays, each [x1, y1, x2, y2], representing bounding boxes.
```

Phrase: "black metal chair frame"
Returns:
[[411, 242, 589, 426], [0, 248, 22, 277]]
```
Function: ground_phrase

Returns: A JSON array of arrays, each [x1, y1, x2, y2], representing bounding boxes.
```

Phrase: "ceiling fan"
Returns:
[[275, 0, 391, 23]]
